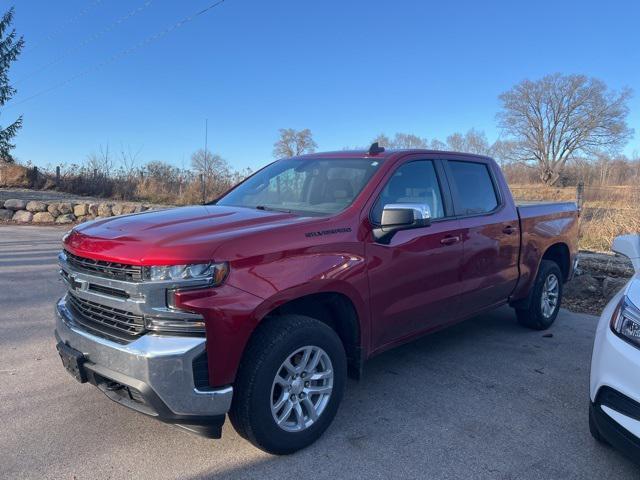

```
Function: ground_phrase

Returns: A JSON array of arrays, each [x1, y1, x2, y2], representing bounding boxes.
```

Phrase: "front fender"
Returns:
[[181, 251, 370, 387], [236, 251, 370, 355]]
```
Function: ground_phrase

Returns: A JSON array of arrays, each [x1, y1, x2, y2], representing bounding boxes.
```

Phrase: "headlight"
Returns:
[[144, 262, 229, 285], [611, 296, 640, 348]]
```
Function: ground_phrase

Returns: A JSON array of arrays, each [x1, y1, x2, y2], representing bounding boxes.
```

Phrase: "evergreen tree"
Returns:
[[0, 7, 23, 162]]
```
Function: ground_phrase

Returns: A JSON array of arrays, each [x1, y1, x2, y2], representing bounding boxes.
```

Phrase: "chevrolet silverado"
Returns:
[[55, 144, 579, 454]]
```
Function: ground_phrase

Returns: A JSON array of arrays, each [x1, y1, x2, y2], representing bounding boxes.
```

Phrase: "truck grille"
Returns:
[[64, 250, 144, 282], [67, 293, 145, 344]]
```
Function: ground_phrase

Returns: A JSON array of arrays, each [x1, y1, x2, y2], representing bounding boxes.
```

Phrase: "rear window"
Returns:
[[447, 161, 498, 215]]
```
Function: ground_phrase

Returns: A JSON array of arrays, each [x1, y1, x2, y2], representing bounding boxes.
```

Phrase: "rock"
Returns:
[[0, 208, 13, 220], [32, 212, 55, 223], [55, 213, 76, 224], [26, 200, 47, 212], [121, 204, 137, 214], [112, 203, 124, 216], [603, 276, 628, 300], [3, 199, 27, 210], [563, 274, 600, 299], [133, 205, 143, 213], [88, 203, 99, 216], [47, 203, 61, 217], [12, 210, 33, 222], [97, 203, 112, 217], [73, 203, 88, 217], [57, 202, 73, 215]]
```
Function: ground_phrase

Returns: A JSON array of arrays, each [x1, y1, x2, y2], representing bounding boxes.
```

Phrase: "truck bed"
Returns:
[[511, 200, 579, 302]]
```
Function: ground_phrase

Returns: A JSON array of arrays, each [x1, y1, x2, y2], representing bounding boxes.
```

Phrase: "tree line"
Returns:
[[273, 74, 635, 187]]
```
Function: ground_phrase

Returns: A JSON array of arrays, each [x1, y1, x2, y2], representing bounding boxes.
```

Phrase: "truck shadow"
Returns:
[[181, 307, 638, 480]]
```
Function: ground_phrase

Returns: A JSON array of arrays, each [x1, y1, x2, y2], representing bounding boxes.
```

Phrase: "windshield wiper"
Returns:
[[255, 205, 293, 214]]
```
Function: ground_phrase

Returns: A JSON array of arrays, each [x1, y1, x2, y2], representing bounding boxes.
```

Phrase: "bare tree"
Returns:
[[273, 128, 318, 158], [489, 139, 519, 166], [497, 73, 633, 185], [118, 144, 142, 176], [191, 148, 230, 179], [370, 133, 428, 149], [370, 133, 391, 148], [392, 133, 428, 148], [446, 129, 491, 155], [429, 138, 446, 150], [86, 144, 114, 176]]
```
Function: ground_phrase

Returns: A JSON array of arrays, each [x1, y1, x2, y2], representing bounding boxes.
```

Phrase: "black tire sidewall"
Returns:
[[531, 261, 563, 329], [246, 319, 346, 454]]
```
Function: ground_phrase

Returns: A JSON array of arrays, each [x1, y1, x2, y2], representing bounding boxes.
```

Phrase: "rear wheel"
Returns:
[[229, 314, 346, 454], [516, 260, 563, 330]]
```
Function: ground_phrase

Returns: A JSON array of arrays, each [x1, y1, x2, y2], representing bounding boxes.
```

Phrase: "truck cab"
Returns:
[[55, 146, 578, 453]]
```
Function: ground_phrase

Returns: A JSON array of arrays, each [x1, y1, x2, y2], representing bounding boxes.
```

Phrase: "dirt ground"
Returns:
[[563, 251, 634, 315]]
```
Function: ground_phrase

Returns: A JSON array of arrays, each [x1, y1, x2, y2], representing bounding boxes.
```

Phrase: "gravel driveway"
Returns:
[[0, 225, 638, 479]]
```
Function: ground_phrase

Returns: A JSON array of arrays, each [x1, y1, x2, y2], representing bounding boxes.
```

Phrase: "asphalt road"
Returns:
[[1, 224, 638, 480]]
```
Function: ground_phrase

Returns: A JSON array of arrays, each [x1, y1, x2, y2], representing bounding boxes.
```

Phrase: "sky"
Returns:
[[2, 0, 639, 172]]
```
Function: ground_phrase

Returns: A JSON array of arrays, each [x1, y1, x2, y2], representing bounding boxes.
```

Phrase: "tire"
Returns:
[[229, 314, 347, 454], [516, 259, 563, 330]]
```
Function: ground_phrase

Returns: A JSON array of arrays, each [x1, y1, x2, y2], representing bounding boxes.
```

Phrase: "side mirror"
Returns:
[[373, 203, 431, 244], [612, 234, 640, 272]]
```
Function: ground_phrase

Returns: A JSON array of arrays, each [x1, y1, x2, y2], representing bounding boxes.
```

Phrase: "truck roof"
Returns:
[[293, 149, 494, 161]]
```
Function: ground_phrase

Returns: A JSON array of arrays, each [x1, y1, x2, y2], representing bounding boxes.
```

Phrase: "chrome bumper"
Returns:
[[55, 296, 232, 420]]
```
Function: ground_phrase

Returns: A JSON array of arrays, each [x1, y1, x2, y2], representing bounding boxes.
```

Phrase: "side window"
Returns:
[[371, 160, 445, 224], [447, 161, 498, 215]]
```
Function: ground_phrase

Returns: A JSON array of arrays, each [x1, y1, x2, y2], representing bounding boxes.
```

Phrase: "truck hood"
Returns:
[[65, 205, 308, 265]]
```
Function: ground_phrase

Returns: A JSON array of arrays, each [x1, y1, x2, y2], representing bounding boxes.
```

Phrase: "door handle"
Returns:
[[440, 235, 460, 246], [502, 225, 516, 235]]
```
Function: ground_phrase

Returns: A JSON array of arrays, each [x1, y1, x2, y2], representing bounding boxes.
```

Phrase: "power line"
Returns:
[[26, 0, 105, 52], [16, 0, 156, 86], [7, 0, 227, 109]]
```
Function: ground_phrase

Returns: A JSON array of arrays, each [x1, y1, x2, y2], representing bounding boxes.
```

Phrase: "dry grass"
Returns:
[[0, 162, 34, 188], [510, 183, 640, 252]]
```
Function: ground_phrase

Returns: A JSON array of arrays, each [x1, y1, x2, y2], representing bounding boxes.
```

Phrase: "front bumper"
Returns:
[[590, 396, 640, 466], [55, 296, 233, 437]]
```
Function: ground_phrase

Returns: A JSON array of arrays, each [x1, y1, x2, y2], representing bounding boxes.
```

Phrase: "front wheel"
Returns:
[[229, 314, 346, 454], [516, 260, 563, 330]]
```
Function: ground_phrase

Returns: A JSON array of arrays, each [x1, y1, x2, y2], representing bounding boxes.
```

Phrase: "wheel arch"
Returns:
[[510, 242, 571, 310], [541, 242, 571, 282], [253, 291, 364, 380]]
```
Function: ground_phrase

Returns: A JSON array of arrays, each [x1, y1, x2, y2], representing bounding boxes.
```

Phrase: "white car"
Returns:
[[590, 234, 640, 464]]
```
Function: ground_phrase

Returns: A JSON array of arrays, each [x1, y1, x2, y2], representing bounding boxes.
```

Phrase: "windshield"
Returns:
[[216, 158, 383, 215]]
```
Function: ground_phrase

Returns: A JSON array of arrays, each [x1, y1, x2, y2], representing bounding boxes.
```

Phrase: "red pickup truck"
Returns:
[[55, 145, 578, 453]]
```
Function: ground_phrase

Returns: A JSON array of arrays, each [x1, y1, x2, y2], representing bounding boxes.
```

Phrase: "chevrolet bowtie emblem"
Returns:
[[68, 274, 87, 292]]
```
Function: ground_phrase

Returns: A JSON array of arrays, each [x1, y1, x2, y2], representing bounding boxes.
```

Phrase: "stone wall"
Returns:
[[0, 198, 160, 224]]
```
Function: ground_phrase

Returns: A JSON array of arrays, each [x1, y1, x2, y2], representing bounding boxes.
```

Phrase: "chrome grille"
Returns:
[[64, 250, 144, 282], [67, 293, 145, 343]]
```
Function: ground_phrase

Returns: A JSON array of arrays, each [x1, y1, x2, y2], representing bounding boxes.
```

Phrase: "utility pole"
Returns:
[[202, 118, 208, 204], [204, 118, 208, 159]]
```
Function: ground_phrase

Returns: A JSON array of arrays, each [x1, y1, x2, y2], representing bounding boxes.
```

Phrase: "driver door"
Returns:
[[366, 158, 464, 351]]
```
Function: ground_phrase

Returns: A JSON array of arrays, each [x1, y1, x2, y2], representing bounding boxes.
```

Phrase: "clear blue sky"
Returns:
[[3, 0, 639, 172]]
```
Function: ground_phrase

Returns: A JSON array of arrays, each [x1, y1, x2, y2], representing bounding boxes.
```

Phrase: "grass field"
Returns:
[[510, 184, 640, 252]]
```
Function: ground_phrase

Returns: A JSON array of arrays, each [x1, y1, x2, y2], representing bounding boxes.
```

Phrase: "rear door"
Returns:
[[366, 157, 464, 350], [443, 159, 520, 317]]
